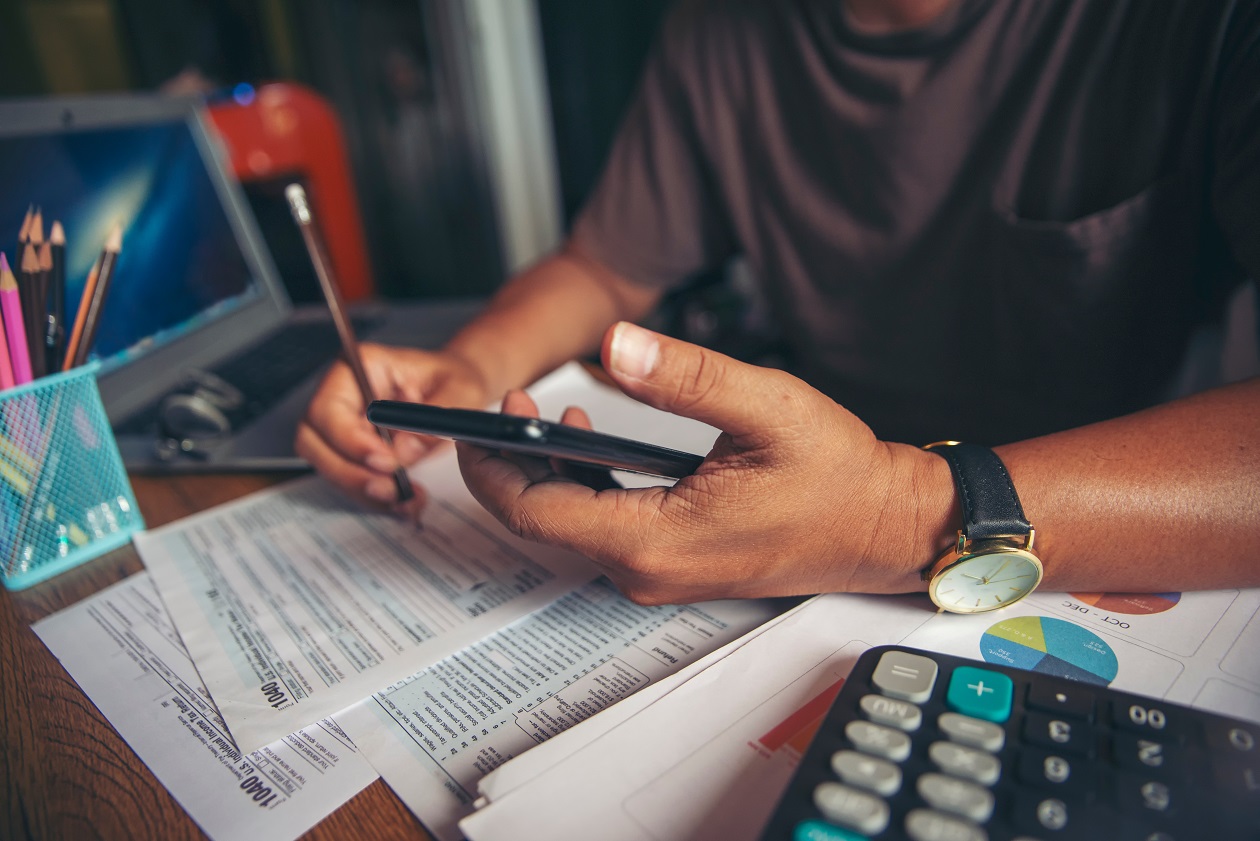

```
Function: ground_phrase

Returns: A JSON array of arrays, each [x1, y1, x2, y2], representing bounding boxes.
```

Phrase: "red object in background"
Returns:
[[206, 82, 374, 302]]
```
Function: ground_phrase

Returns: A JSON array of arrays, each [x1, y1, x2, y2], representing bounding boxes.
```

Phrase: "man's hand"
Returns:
[[297, 343, 490, 517], [457, 322, 944, 605]]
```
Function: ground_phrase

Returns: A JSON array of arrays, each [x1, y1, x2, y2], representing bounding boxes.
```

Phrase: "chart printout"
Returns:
[[33, 573, 379, 841], [336, 577, 786, 841]]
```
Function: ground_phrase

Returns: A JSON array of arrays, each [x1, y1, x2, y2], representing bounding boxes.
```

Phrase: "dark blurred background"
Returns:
[[0, 0, 671, 305]]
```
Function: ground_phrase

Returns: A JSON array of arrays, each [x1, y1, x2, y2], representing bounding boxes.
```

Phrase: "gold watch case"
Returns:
[[922, 530, 1043, 614]]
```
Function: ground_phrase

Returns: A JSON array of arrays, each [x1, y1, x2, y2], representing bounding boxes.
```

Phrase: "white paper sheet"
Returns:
[[32, 573, 379, 841], [459, 587, 1260, 841], [137, 364, 712, 754], [335, 579, 790, 840]]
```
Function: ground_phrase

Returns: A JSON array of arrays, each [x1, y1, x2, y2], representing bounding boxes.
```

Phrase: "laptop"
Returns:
[[0, 93, 481, 472]]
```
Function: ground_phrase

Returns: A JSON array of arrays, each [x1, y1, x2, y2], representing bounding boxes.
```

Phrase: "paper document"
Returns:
[[137, 363, 721, 753], [33, 573, 379, 841], [460, 586, 1260, 840], [336, 578, 788, 840]]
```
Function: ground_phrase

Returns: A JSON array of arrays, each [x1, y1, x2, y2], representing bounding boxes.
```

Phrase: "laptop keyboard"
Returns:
[[114, 314, 382, 437]]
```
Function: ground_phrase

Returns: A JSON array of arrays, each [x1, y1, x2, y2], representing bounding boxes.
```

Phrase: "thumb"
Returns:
[[601, 321, 802, 438]]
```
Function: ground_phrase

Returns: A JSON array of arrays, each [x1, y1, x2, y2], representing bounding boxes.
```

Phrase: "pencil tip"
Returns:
[[50, 220, 65, 244], [106, 222, 123, 252], [18, 206, 33, 241], [0, 252, 8, 273], [22, 242, 40, 272], [39, 240, 52, 269], [29, 210, 44, 244]]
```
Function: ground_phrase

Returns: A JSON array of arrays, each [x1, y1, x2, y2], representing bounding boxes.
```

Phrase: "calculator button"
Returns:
[[1026, 682, 1095, 721], [1022, 711, 1094, 755], [1011, 792, 1074, 835], [1111, 732, 1180, 775], [946, 667, 1013, 723], [812, 781, 890, 835], [1016, 748, 1094, 795], [845, 720, 912, 762], [792, 819, 868, 841], [929, 741, 1001, 786], [904, 808, 988, 841], [1113, 773, 1178, 817], [1212, 760, 1260, 802], [830, 750, 902, 796], [939, 712, 1005, 752], [917, 772, 995, 823], [1109, 700, 1188, 743], [859, 693, 922, 731], [1204, 719, 1258, 755], [872, 650, 939, 703]]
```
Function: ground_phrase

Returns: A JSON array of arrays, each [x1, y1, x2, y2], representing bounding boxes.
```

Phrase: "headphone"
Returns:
[[156, 371, 246, 460]]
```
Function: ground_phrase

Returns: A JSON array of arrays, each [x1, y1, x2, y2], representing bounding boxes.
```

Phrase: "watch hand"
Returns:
[[987, 575, 1033, 585], [960, 573, 984, 581], [981, 559, 1012, 585]]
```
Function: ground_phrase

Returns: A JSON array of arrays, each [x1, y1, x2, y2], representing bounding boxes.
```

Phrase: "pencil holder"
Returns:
[[0, 364, 144, 590]]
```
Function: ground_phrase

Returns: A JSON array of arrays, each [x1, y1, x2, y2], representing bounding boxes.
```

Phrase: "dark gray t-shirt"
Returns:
[[571, 0, 1260, 444]]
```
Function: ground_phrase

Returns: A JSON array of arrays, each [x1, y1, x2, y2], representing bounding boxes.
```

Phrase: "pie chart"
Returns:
[[1069, 592, 1181, 615], [980, 616, 1118, 686]]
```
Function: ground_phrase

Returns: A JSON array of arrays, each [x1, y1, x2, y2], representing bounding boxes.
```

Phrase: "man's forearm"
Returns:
[[442, 243, 663, 401], [907, 377, 1260, 594]]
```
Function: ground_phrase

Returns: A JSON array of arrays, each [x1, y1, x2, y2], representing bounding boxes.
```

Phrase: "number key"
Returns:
[[1023, 710, 1094, 755]]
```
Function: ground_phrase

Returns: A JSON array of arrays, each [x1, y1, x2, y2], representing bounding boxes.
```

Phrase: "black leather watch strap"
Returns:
[[925, 442, 1031, 542]]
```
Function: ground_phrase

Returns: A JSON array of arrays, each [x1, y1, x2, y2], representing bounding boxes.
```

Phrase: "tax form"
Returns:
[[136, 363, 723, 754], [335, 578, 787, 840], [33, 573, 379, 841]]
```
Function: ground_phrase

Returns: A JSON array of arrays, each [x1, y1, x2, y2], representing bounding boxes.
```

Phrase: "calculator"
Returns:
[[758, 645, 1259, 841]]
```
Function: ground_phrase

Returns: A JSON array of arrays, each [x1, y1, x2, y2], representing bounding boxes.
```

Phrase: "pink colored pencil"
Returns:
[[1, 253, 33, 385], [0, 272, 14, 390]]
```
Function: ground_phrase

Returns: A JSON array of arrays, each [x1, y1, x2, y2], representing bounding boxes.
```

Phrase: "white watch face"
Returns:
[[930, 549, 1043, 614]]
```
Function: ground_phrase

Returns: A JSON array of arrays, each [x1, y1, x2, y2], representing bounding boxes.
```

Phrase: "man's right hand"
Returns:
[[296, 342, 490, 517]]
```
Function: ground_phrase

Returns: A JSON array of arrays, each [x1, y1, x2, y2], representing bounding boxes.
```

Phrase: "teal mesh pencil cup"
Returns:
[[0, 364, 144, 590]]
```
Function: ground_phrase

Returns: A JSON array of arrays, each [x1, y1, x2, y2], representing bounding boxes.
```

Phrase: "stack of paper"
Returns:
[[459, 585, 1260, 840], [32, 363, 1260, 840], [33, 364, 784, 839]]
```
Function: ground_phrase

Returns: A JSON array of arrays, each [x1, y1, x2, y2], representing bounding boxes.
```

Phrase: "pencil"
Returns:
[[62, 254, 99, 372], [71, 223, 122, 368], [1, 254, 33, 385], [47, 221, 66, 372], [26, 242, 51, 380], [16, 205, 32, 265], [27, 208, 43, 247], [0, 265, 14, 391], [284, 183, 415, 503]]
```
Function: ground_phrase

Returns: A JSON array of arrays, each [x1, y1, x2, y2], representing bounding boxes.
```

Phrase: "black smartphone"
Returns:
[[367, 400, 705, 479]]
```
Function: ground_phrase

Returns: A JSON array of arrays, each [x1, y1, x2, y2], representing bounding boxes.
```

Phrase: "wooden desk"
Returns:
[[1, 472, 434, 841]]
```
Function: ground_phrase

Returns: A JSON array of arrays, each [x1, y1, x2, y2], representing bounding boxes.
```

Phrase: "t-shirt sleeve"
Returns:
[[569, 1, 737, 290], [1212, 1, 1260, 284]]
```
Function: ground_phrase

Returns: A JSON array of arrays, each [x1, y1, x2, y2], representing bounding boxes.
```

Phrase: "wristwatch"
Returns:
[[920, 441, 1043, 614]]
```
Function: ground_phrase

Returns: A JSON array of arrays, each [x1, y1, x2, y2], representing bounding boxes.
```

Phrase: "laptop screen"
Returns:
[[0, 95, 291, 421]]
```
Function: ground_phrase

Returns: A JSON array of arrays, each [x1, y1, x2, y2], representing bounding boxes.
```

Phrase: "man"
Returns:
[[299, 0, 1260, 606]]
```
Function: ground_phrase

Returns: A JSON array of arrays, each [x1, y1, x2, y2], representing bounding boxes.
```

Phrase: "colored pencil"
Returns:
[[0, 254, 33, 385], [62, 254, 99, 372], [71, 223, 122, 368], [0, 266, 14, 391], [47, 221, 65, 372], [16, 206, 32, 262], [22, 242, 49, 380]]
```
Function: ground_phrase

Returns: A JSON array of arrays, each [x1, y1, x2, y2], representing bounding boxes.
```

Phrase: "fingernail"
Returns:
[[610, 322, 659, 380], [364, 477, 397, 502], [366, 453, 399, 473]]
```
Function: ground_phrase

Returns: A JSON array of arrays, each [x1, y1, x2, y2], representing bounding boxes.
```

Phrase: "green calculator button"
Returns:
[[793, 819, 869, 841], [946, 666, 1013, 722]]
